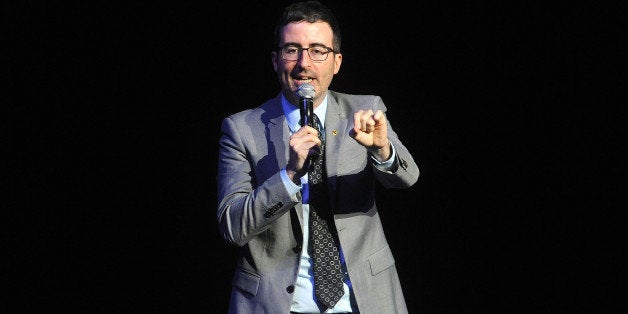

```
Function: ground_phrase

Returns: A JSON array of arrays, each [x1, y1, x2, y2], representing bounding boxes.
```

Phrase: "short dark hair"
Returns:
[[273, 1, 341, 53]]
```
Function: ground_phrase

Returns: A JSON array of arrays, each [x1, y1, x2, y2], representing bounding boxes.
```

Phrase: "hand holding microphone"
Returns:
[[285, 83, 320, 183]]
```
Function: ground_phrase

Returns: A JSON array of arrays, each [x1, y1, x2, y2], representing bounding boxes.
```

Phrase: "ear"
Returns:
[[333, 53, 342, 74], [271, 51, 279, 72]]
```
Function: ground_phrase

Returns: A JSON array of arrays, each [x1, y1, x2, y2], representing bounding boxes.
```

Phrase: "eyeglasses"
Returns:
[[278, 44, 336, 62]]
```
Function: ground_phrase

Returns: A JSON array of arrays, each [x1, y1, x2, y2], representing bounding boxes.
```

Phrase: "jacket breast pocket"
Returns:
[[232, 269, 261, 296], [368, 245, 396, 276]]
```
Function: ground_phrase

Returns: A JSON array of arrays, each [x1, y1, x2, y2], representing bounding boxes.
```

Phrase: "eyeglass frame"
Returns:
[[277, 44, 337, 62]]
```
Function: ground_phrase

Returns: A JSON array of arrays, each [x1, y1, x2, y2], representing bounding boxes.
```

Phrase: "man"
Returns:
[[216, 1, 420, 313]]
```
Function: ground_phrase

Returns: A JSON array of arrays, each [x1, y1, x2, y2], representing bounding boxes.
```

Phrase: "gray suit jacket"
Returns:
[[217, 91, 420, 313]]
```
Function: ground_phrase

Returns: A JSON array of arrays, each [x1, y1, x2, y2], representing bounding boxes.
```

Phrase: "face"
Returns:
[[272, 21, 342, 108]]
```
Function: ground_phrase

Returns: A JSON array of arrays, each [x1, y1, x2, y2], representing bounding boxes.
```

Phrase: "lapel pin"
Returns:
[[332, 130, 338, 136]]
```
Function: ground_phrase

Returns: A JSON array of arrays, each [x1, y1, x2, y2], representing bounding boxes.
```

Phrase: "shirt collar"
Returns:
[[281, 92, 328, 133]]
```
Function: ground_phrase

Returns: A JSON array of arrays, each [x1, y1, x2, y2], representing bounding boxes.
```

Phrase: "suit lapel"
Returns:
[[266, 94, 291, 168], [324, 95, 348, 179]]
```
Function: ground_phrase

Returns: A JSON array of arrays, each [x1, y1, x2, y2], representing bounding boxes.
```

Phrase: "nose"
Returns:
[[296, 49, 312, 67]]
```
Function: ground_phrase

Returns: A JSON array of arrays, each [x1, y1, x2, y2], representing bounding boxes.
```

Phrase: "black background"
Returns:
[[7, 1, 624, 313]]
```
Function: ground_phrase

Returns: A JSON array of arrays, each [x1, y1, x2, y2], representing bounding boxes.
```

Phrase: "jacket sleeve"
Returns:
[[370, 96, 420, 188], [216, 115, 301, 246]]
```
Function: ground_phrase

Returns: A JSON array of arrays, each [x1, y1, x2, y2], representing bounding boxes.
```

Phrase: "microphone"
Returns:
[[297, 83, 321, 160], [297, 83, 315, 127]]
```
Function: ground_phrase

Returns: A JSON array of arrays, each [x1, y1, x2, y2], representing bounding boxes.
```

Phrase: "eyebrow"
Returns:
[[282, 42, 330, 47]]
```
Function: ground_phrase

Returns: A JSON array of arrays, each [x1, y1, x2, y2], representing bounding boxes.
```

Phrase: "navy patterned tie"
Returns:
[[308, 114, 344, 309]]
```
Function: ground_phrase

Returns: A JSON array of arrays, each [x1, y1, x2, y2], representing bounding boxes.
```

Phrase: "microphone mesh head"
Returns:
[[297, 83, 315, 99]]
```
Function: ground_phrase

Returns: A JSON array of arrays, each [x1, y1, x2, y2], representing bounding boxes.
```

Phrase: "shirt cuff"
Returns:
[[280, 168, 302, 196], [369, 142, 397, 171]]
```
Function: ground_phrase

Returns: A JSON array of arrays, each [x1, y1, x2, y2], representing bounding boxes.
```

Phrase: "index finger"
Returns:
[[373, 110, 386, 123]]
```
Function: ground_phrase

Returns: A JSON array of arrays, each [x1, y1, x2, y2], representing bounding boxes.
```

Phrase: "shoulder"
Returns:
[[328, 90, 386, 111], [222, 95, 282, 124]]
